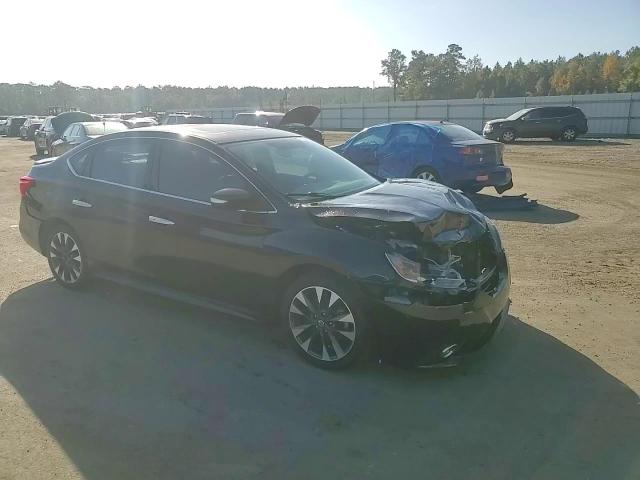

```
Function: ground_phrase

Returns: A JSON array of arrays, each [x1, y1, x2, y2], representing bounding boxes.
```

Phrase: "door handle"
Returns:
[[72, 199, 92, 208], [149, 215, 174, 226]]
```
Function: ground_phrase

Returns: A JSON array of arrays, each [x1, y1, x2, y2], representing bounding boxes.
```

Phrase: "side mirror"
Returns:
[[210, 187, 254, 208]]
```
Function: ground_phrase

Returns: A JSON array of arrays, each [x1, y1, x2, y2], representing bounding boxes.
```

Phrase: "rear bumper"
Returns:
[[19, 202, 43, 254], [452, 166, 512, 191], [366, 253, 511, 366]]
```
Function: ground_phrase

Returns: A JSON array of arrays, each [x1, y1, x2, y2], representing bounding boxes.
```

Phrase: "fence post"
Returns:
[[339, 103, 343, 130], [445, 99, 449, 121], [570, 95, 574, 106], [415, 101, 419, 120], [387, 99, 390, 122], [319, 99, 323, 130], [627, 93, 633, 136], [362, 100, 365, 129], [481, 98, 485, 128]]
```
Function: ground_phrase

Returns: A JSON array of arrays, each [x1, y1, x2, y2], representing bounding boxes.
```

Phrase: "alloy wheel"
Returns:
[[416, 171, 437, 182], [563, 128, 576, 141], [288, 286, 356, 362], [49, 232, 83, 284], [502, 130, 515, 142]]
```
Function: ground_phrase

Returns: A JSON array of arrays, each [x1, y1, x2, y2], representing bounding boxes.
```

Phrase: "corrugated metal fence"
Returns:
[[188, 92, 640, 136]]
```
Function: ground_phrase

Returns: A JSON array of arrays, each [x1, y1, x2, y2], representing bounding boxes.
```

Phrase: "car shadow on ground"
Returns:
[[29, 154, 46, 161], [513, 138, 630, 147], [1, 279, 638, 480], [470, 194, 580, 224], [485, 203, 579, 224]]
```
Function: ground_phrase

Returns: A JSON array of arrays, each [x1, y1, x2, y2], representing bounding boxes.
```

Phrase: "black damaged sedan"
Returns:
[[19, 124, 510, 369]]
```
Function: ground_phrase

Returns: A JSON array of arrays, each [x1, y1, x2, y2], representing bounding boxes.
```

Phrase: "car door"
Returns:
[[376, 124, 428, 178], [545, 107, 570, 137], [148, 138, 277, 310], [342, 125, 391, 175], [518, 109, 547, 137], [68, 137, 162, 273]]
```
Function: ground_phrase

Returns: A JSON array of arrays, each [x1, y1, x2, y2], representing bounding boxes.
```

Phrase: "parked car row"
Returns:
[[1, 116, 28, 137]]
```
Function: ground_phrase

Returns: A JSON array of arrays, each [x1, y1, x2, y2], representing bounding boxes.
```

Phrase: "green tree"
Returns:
[[380, 49, 407, 101]]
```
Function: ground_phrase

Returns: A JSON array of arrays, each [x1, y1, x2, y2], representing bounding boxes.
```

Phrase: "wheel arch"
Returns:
[[275, 263, 351, 300], [38, 218, 75, 254]]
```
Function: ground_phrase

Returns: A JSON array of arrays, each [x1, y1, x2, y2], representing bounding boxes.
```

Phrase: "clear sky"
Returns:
[[3, 0, 638, 88]]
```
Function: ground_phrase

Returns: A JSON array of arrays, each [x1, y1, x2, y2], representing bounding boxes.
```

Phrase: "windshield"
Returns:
[[226, 136, 380, 200], [438, 124, 483, 142], [506, 108, 532, 120], [84, 122, 128, 135]]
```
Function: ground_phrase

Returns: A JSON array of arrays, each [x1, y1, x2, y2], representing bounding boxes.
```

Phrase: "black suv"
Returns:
[[483, 106, 588, 142], [19, 125, 509, 369]]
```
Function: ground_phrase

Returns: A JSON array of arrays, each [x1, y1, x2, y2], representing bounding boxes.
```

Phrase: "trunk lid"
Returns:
[[453, 140, 504, 166], [279, 106, 320, 126]]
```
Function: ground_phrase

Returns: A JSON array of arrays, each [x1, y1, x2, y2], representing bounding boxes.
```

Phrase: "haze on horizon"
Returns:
[[2, 0, 638, 89]]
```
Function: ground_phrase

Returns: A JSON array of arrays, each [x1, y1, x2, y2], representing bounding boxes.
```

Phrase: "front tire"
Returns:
[[281, 272, 366, 369], [500, 129, 516, 143], [560, 126, 577, 142], [45, 226, 88, 288]]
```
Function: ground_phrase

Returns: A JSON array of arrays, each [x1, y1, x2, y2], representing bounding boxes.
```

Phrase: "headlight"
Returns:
[[484, 123, 493, 132], [385, 252, 422, 283]]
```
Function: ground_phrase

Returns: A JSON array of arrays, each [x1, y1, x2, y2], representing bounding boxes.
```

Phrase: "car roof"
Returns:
[[363, 120, 462, 130], [125, 124, 300, 144]]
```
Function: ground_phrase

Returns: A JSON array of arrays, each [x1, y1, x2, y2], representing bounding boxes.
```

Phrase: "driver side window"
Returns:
[[351, 125, 392, 147]]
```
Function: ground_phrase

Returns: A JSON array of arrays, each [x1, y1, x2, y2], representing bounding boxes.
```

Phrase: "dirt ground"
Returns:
[[0, 135, 639, 479]]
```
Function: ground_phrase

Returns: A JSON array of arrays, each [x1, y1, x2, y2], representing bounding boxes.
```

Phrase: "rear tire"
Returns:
[[560, 126, 577, 142], [413, 167, 441, 183], [500, 129, 516, 143], [45, 225, 88, 289], [281, 271, 367, 369]]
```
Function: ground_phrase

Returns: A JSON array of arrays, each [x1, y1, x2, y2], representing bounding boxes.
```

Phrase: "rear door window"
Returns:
[[69, 151, 91, 176], [89, 139, 153, 188], [546, 108, 569, 118]]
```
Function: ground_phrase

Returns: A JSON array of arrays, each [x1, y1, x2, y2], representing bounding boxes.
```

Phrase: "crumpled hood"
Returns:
[[307, 179, 488, 246]]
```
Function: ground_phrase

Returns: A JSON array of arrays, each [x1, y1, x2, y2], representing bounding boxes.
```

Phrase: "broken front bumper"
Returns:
[[368, 255, 511, 366]]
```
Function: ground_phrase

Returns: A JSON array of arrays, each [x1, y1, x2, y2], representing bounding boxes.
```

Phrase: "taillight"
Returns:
[[458, 146, 482, 155], [19, 176, 35, 197]]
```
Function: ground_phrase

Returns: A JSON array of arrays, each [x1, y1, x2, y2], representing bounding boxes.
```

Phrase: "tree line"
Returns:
[[1, 45, 638, 115], [0, 83, 393, 115], [381, 45, 640, 101]]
